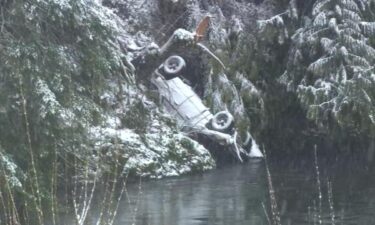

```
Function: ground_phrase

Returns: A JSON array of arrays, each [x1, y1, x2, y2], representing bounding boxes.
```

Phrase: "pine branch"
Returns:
[[308, 56, 337, 76]]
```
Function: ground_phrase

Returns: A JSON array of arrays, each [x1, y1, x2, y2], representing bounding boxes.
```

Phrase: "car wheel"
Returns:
[[243, 131, 251, 146], [211, 111, 234, 133], [163, 55, 186, 78], [242, 131, 252, 153]]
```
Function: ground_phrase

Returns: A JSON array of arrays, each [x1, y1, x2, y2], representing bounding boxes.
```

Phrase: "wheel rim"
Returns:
[[163, 55, 186, 75], [211, 111, 234, 131]]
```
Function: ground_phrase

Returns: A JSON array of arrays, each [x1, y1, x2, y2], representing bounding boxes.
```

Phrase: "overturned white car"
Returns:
[[150, 55, 263, 162]]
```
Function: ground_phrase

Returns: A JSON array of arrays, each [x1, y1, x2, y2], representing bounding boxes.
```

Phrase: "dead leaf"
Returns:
[[195, 15, 211, 42]]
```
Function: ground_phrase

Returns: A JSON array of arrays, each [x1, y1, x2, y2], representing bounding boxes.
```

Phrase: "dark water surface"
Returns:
[[110, 157, 375, 225]]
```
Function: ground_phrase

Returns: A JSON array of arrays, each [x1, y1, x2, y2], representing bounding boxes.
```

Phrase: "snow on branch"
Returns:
[[320, 38, 334, 53], [347, 53, 371, 67], [340, 0, 360, 12], [159, 28, 195, 54], [257, 14, 285, 32], [360, 22, 375, 36], [308, 56, 336, 76], [341, 34, 375, 60], [312, 0, 331, 16], [313, 12, 328, 27], [341, 8, 361, 21]]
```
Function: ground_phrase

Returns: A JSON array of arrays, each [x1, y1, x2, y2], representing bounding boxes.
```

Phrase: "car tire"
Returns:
[[242, 131, 252, 153], [211, 111, 234, 133], [243, 131, 251, 146], [163, 55, 186, 78]]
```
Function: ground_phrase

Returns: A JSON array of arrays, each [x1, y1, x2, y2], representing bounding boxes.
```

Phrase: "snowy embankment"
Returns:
[[91, 123, 214, 179], [90, 82, 215, 178], [92, 118, 215, 178], [92, 73, 264, 178]]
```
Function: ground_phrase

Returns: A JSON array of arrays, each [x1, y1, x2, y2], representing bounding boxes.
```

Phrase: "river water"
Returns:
[[109, 155, 375, 225]]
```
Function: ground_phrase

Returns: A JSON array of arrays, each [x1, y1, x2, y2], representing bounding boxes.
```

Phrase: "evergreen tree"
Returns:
[[0, 0, 132, 223], [280, 0, 375, 136]]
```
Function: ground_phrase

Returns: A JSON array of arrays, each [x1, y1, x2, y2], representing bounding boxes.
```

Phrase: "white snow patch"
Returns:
[[35, 78, 61, 118], [0, 154, 23, 188], [249, 139, 263, 158]]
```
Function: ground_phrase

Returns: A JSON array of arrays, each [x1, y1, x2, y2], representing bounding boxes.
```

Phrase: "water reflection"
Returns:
[[112, 156, 375, 225], [115, 159, 267, 225], [271, 157, 375, 225]]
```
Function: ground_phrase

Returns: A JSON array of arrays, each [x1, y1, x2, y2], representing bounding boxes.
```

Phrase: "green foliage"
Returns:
[[180, 137, 195, 153], [121, 100, 151, 133]]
